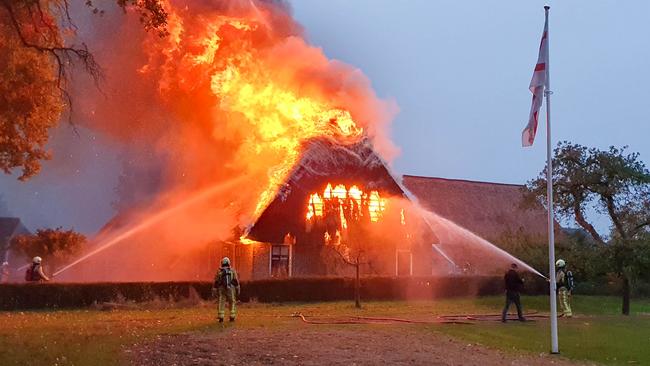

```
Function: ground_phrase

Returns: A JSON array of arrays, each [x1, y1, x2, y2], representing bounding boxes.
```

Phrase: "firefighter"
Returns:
[[212, 257, 240, 322], [26, 257, 50, 282], [556, 259, 574, 317]]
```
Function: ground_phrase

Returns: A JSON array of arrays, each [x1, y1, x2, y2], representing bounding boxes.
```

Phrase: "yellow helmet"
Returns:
[[556, 259, 566, 268]]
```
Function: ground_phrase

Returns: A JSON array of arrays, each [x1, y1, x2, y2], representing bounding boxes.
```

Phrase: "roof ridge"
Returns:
[[402, 175, 525, 188]]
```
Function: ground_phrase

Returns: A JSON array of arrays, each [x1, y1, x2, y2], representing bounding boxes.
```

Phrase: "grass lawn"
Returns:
[[0, 296, 648, 365], [436, 296, 650, 365]]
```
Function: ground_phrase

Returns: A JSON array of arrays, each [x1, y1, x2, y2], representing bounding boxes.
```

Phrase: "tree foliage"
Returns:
[[12, 227, 86, 272], [497, 230, 608, 287], [0, 2, 65, 180], [525, 141, 650, 314], [0, 0, 167, 180]]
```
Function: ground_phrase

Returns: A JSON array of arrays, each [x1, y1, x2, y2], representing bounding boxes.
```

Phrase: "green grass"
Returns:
[[435, 296, 650, 365], [0, 296, 648, 365]]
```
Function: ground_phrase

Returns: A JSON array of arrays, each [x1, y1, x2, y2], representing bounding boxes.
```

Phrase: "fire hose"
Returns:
[[437, 311, 548, 322], [292, 311, 548, 325], [292, 312, 472, 325]]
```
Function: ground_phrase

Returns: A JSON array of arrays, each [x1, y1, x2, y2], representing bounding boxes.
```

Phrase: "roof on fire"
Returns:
[[401, 175, 557, 244], [246, 137, 417, 243]]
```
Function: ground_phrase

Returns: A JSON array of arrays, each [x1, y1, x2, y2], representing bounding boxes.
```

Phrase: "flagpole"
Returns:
[[543, 4, 560, 355]]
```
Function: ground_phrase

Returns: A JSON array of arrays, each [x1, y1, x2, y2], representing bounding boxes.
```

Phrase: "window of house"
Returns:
[[271, 245, 290, 277]]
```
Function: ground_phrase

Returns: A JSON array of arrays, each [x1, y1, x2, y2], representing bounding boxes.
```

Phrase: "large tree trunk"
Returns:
[[622, 275, 631, 315], [604, 196, 628, 240], [573, 202, 605, 244], [355, 262, 361, 309]]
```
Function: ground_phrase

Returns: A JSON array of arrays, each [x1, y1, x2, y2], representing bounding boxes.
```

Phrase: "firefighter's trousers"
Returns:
[[558, 287, 572, 317], [218, 286, 237, 320]]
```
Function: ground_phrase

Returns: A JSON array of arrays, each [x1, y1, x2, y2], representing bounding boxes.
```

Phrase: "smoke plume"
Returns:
[[60, 0, 399, 280]]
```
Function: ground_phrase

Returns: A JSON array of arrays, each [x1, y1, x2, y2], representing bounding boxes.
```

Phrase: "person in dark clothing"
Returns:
[[502, 263, 526, 322]]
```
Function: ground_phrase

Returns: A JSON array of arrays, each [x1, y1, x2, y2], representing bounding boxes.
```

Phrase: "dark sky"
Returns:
[[1, 1, 648, 235]]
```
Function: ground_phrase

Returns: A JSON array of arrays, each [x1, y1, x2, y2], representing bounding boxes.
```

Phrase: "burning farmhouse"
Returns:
[[64, 133, 551, 283], [63, 135, 443, 282], [208, 138, 549, 281], [53, 1, 547, 282]]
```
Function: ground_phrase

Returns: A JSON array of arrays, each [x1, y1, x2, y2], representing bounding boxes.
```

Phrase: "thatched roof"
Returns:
[[248, 138, 404, 243], [402, 175, 554, 244], [246, 138, 437, 245]]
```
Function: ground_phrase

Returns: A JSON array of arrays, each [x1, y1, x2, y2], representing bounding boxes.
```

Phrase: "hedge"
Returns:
[[0, 275, 549, 310]]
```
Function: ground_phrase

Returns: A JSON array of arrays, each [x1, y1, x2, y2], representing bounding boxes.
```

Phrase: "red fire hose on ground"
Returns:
[[437, 311, 549, 322], [292, 312, 548, 325], [292, 313, 470, 325]]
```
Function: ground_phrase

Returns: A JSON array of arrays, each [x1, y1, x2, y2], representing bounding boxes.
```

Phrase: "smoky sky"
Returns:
[[1, 0, 648, 236]]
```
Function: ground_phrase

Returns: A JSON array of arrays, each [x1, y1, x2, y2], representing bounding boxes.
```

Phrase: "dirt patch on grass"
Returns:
[[127, 324, 589, 365]]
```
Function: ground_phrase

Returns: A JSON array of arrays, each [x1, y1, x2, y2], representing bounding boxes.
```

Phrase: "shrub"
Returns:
[[0, 276, 550, 310]]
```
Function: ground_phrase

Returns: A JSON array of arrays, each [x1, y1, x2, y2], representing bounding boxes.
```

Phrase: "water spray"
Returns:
[[52, 176, 246, 278], [431, 243, 457, 268], [423, 209, 547, 279]]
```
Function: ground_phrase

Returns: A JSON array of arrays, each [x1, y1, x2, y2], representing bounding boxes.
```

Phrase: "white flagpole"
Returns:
[[543, 5, 560, 355]]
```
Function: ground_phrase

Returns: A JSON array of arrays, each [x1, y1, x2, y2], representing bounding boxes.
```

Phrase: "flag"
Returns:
[[522, 17, 549, 147]]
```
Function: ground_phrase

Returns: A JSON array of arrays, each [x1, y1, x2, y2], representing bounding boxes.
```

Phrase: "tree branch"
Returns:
[[1, 0, 103, 121], [573, 200, 605, 244], [604, 195, 628, 240], [330, 245, 355, 266], [330, 245, 368, 267], [632, 221, 650, 236]]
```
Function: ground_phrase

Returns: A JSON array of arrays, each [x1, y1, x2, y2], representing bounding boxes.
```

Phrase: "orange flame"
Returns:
[[65, 0, 401, 280], [306, 183, 386, 223], [368, 191, 385, 222], [84, 0, 400, 235], [143, 3, 371, 219], [306, 193, 323, 220]]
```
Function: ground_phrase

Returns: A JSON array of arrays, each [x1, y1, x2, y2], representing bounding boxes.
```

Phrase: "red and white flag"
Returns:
[[522, 17, 549, 147]]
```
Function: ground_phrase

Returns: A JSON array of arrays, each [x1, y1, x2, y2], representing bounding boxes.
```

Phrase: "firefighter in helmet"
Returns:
[[556, 259, 574, 317], [212, 257, 240, 322], [27, 257, 50, 282]]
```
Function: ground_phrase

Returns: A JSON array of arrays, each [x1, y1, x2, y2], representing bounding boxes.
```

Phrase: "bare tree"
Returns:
[[329, 241, 368, 309]]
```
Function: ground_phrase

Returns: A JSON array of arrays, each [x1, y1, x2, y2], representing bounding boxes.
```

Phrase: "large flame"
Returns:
[[130, 1, 384, 220], [68, 0, 398, 280], [58, 1, 541, 281], [306, 183, 386, 224]]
